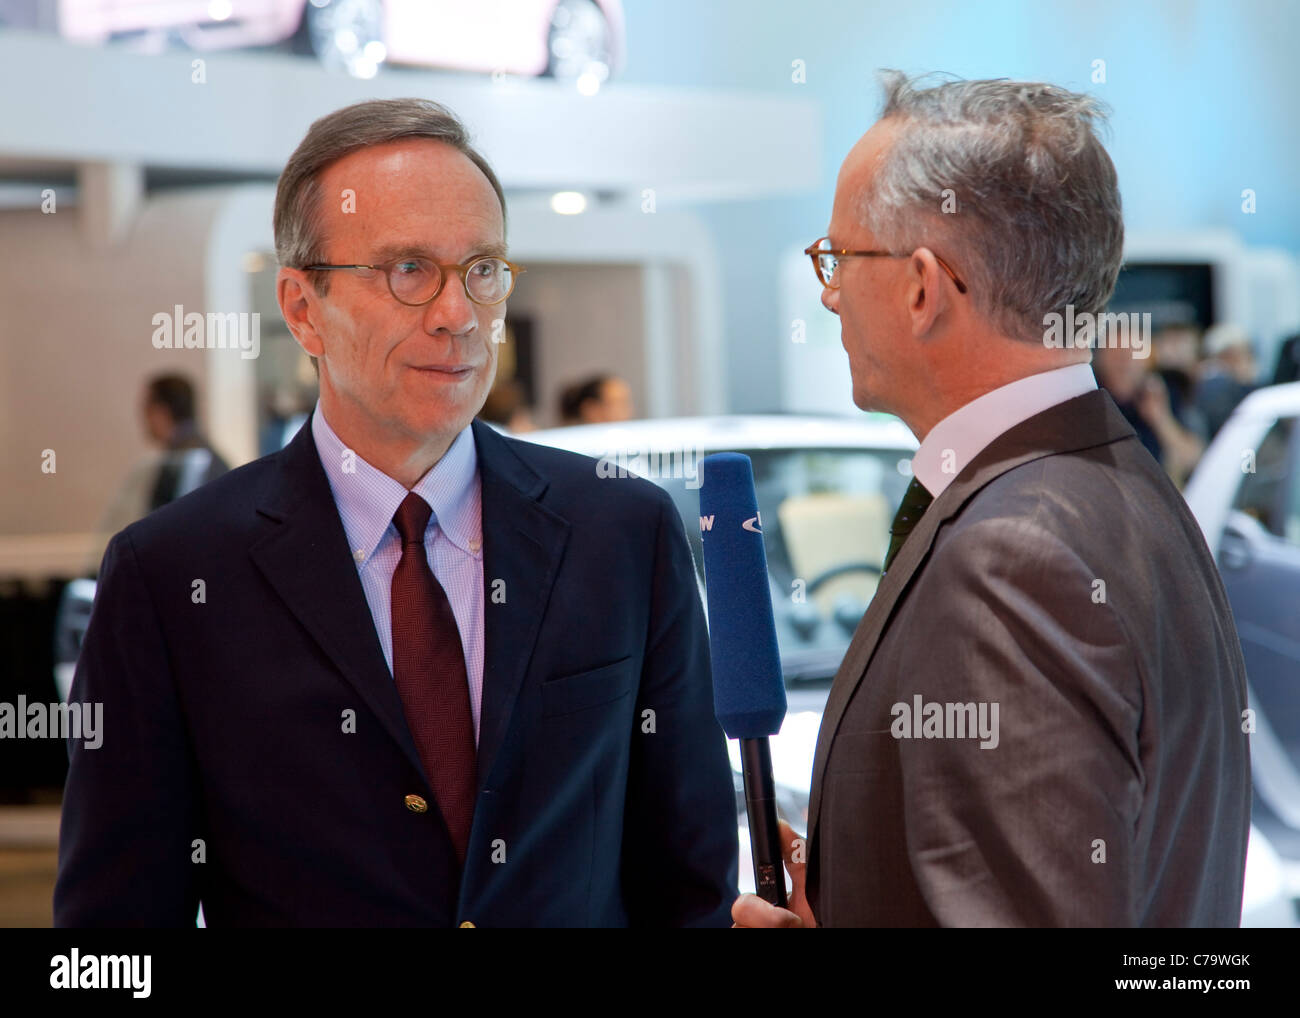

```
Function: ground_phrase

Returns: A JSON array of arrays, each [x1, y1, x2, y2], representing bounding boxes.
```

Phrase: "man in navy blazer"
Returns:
[[54, 97, 737, 927]]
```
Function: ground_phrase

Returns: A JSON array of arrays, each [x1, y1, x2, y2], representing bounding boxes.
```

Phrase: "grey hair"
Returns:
[[859, 70, 1124, 343], [273, 97, 506, 298]]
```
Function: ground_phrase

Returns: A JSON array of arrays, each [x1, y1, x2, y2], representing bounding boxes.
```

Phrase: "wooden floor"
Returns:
[[0, 806, 60, 928]]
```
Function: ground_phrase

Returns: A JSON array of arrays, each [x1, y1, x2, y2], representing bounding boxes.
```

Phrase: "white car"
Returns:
[[528, 412, 1294, 926], [1184, 381, 1300, 924]]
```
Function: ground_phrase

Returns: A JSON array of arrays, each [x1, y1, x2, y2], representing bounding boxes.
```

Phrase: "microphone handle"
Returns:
[[740, 737, 789, 909]]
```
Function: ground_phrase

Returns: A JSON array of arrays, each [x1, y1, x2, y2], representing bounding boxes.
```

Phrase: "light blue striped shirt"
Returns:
[[311, 403, 485, 743]]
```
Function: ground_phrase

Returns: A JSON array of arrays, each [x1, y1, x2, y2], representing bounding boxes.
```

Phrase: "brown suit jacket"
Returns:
[[806, 389, 1251, 926]]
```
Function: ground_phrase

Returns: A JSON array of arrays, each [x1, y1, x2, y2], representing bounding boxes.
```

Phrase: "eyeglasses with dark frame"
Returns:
[[803, 236, 968, 294], [302, 254, 525, 307]]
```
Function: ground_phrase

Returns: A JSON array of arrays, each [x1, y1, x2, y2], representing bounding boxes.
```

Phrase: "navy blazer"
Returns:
[[55, 415, 738, 927]]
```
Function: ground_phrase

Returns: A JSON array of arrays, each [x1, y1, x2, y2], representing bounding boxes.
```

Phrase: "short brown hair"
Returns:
[[145, 374, 197, 423]]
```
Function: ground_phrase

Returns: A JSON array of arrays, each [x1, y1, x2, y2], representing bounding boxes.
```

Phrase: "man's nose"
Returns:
[[422, 272, 478, 336], [822, 285, 840, 316]]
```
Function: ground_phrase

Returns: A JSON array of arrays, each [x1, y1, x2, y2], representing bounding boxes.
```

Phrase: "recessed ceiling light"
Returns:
[[550, 191, 587, 215]]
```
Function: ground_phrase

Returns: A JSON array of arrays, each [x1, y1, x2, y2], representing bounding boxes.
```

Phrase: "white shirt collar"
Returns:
[[911, 362, 1097, 499]]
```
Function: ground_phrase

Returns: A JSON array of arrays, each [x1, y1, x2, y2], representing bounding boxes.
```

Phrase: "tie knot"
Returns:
[[890, 477, 934, 536], [393, 492, 432, 545]]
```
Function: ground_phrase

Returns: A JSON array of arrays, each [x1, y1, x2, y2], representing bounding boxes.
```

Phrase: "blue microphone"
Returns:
[[699, 453, 789, 908]]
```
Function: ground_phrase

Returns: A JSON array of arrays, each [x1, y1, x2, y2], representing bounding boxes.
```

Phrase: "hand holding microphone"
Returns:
[[732, 819, 815, 928], [698, 453, 815, 927]]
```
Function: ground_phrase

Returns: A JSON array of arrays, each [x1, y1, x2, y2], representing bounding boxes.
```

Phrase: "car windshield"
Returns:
[[651, 447, 914, 685]]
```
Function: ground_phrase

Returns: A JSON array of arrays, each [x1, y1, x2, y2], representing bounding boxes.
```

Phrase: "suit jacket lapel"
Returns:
[[248, 414, 426, 780], [805, 390, 1135, 844], [248, 417, 573, 796], [471, 420, 571, 791]]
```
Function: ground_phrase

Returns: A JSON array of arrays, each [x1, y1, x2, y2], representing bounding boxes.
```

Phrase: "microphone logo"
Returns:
[[742, 512, 763, 533]]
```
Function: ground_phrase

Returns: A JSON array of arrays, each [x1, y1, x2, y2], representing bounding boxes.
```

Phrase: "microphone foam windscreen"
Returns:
[[698, 453, 787, 739]]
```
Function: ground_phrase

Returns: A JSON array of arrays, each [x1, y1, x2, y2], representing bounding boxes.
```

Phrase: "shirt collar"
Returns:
[[911, 362, 1097, 499], [311, 401, 481, 565]]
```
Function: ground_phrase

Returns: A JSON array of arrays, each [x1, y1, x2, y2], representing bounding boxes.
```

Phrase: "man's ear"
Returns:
[[277, 267, 326, 359], [906, 248, 951, 338]]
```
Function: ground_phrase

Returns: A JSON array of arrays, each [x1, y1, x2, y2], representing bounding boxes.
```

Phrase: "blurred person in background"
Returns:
[[1093, 342, 1203, 487], [1150, 322, 1207, 440], [141, 374, 231, 510], [478, 378, 536, 433], [259, 383, 315, 454], [87, 373, 229, 574], [1272, 331, 1300, 385], [558, 372, 634, 424], [1196, 323, 1258, 441]]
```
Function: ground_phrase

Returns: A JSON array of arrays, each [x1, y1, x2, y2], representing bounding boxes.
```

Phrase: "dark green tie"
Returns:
[[883, 477, 934, 574]]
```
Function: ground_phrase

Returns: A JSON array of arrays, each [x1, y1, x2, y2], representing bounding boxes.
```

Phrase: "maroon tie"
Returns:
[[390, 492, 477, 864]]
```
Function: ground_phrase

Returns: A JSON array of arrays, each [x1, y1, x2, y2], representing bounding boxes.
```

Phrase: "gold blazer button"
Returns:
[[404, 794, 428, 813], [459, 921, 475, 928]]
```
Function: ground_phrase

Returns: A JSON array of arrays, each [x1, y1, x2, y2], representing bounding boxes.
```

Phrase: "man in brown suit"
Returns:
[[733, 72, 1251, 927]]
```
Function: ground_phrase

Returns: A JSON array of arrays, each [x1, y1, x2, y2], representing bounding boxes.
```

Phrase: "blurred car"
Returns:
[[50, 0, 623, 81], [529, 411, 1295, 924], [1185, 380, 1300, 916]]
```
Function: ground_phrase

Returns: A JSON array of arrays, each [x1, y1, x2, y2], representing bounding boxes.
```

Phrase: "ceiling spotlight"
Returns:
[[550, 191, 588, 215]]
